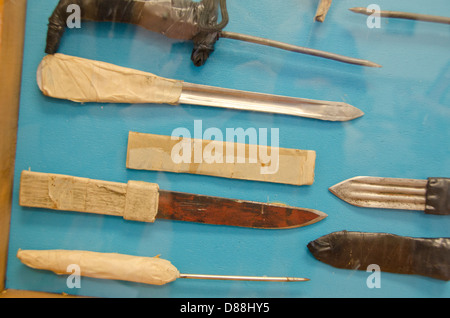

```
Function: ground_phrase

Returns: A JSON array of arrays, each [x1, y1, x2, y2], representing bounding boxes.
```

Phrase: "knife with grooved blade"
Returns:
[[37, 53, 364, 122], [329, 176, 450, 215], [19, 170, 326, 229]]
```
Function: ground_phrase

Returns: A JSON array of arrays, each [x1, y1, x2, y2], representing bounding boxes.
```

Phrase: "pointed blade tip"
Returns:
[[342, 104, 365, 121], [300, 209, 328, 228], [275, 208, 327, 230], [328, 184, 339, 196], [321, 104, 364, 122], [328, 178, 359, 204], [352, 109, 365, 120]]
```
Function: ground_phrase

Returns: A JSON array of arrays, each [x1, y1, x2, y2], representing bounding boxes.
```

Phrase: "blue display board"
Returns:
[[6, 0, 450, 298]]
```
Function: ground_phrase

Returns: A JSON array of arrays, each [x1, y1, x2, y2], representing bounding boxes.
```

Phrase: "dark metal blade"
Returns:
[[156, 190, 327, 229]]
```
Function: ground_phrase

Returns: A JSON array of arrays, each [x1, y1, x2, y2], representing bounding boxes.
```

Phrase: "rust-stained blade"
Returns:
[[19, 170, 326, 229], [329, 176, 428, 211], [157, 190, 327, 229]]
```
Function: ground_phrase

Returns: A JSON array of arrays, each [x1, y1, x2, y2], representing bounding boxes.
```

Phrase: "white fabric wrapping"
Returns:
[[37, 53, 183, 104], [126, 132, 316, 186], [17, 249, 180, 286], [19, 170, 159, 223]]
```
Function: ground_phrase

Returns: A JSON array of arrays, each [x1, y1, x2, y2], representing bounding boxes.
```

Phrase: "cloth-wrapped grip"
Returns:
[[17, 249, 180, 286], [37, 53, 183, 105], [19, 170, 159, 223]]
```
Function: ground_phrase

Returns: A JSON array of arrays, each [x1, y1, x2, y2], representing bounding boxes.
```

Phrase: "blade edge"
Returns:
[[156, 190, 326, 229]]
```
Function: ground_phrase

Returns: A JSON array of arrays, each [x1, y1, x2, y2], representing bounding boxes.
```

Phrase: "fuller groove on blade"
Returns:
[[329, 176, 428, 211], [157, 190, 327, 229], [180, 82, 364, 122]]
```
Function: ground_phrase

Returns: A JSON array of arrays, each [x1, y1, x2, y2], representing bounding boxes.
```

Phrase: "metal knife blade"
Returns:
[[157, 190, 327, 229], [329, 176, 450, 215], [180, 82, 364, 122]]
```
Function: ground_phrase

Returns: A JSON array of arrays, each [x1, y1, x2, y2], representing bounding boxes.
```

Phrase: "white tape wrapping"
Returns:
[[126, 132, 316, 186], [37, 53, 183, 104], [17, 249, 180, 286], [19, 170, 159, 223]]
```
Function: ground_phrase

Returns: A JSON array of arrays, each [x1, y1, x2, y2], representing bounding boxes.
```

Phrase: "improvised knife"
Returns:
[[19, 170, 326, 229], [307, 230, 450, 281], [17, 249, 310, 285], [329, 176, 450, 215], [37, 53, 364, 122]]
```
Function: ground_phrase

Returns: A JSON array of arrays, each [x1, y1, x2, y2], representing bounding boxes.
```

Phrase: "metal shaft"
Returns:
[[349, 7, 450, 25], [179, 273, 309, 282], [219, 31, 382, 68]]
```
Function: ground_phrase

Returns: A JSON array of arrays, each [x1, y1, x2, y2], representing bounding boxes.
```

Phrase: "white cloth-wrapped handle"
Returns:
[[17, 249, 180, 286], [37, 53, 183, 104], [19, 170, 159, 223]]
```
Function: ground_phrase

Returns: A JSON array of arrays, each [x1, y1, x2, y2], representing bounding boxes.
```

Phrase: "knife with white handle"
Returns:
[[37, 53, 364, 122]]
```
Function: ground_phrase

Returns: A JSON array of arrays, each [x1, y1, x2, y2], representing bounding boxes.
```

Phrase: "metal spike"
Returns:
[[179, 273, 309, 282], [219, 31, 382, 68], [349, 7, 450, 25]]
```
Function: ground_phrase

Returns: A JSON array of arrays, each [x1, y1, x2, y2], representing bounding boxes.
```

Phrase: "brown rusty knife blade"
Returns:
[[157, 190, 327, 229]]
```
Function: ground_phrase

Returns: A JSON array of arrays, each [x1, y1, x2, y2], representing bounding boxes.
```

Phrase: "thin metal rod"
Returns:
[[179, 273, 309, 282], [219, 31, 382, 68], [349, 7, 450, 25]]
